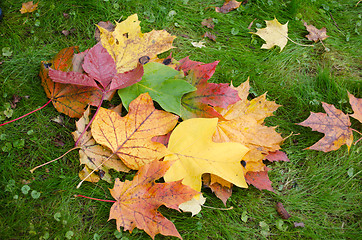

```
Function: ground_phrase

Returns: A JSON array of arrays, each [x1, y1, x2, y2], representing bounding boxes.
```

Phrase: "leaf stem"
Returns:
[[351, 128, 362, 135], [75, 195, 116, 203], [202, 205, 233, 211], [286, 36, 314, 47], [76, 153, 114, 189], [351, 129, 362, 145], [30, 146, 80, 173], [0, 99, 52, 127], [74, 94, 105, 147]]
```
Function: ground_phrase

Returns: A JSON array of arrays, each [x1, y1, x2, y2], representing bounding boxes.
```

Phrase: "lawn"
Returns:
[[0, 0, 361, 239]]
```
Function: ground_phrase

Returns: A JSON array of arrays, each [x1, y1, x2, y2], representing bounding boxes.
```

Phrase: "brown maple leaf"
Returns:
[[297, 102, 353, 152], [303, 20, 329, 42], [109, 160, 198, 239], [201, 18, 215, 29], [348, 91, 362, 123], [215, 0, 241, 13], [202, 32, 217, 41]]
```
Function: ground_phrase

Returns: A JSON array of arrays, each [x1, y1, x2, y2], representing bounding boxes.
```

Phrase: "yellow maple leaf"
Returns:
[[20, 1, 39, 14], [98, 14, 176, 73], [91, 93, 178, 170], [251, 17, 289, 52], [214, 80, 283, 172], [163, 118, 249, 192]]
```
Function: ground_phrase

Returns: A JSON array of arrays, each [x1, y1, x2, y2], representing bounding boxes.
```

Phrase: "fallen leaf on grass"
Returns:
[[201, 18, 215, 29], [94, 21, 115, 42], [202, 32, 216, 41], [214, 80, 283, 172], [203, 174, 232, 205], [10, 95, 22, 109], [163, 118, 249, 193], [294, 222, 305, 228], [276, 202, 291, 219], [72, 106, 130, 183], [215, 0, 241, 13], [303, 21, 329, 42], [245, 167, 275, 192], [99, 14, 175, 73], [20, 1, 38, 14], [49, 42, 143, 92], [109, 160, 198, 239], [92, 93, 178, 170], [265, 150, 290, 162], [191, 41, 206, 48], [179, 194, 206, 216], [40, 46, 102, 118], [180, 60, 240, 119], [348, 92, 362, 123], [251, 18, 289, 52], [297, 102, 353, 152]]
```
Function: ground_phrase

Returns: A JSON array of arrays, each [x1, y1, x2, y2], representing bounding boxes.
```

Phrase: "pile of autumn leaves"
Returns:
[[36, 14, 361, 239]]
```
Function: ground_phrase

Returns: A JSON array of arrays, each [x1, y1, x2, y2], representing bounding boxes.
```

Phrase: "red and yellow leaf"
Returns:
[[109, 160, 198, 239], [40, 46, 102, 118], [180, 61, 240, 119]]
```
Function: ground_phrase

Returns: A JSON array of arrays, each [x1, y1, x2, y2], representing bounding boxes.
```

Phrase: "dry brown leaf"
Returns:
[[276, 202, 291, 219], [303, 20, 329, 42], [348, 91, 362, 123], [215, 0, 241, 13], [202, 32, 217, 41], [201, 18, 215, 29]]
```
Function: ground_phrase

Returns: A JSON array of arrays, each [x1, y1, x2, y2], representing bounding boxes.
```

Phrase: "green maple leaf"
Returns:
[[118, 62, 196, 115]]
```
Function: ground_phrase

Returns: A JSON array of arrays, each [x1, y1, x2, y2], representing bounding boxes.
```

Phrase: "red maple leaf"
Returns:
[[178, 59, 240, 119]]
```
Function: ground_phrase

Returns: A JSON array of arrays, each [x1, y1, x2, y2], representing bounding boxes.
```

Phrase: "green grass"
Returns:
[[0, 0, 361, 239]]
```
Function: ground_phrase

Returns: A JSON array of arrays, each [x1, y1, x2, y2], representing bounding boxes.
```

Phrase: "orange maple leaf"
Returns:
[[20, 1, 39, 14], [214, 79, 283, 172], [40, 46, 102, 118], [298, 102, 353, 152], [109, 160, 198, 239], [91, 93, 178, 169]]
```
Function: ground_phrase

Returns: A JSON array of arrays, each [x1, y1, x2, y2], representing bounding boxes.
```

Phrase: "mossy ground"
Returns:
[[0, 0, 360, 239]]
